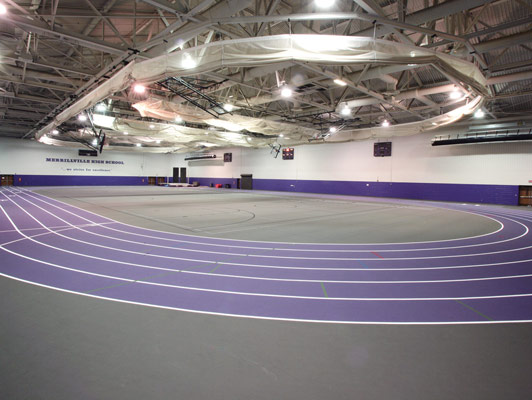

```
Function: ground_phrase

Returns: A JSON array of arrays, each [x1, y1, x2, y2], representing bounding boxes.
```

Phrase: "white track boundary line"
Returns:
[[2, 191, 532, 273], [5, 189, 532, 262], [1, 202, 532, 289], [16, 187, 511, 247], [3, 272, 532, 325]]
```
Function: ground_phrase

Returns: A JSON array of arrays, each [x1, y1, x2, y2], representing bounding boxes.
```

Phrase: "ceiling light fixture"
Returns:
[[92, 139, 98, 146], [223, 103, 234, 112], [95, 103, 107, 112], [449, 89, 462, 100], [340, 104, 351, 116], [149, 124, 155, 129], [333, 78, 347, 86], [175, 116, 183, 123], [315, 0, 335, 8], [156, 140, 161, 144], [182, 53, 197, 69], [52, 129, 59, 135], [474, 109, 485, 118], [77, 114, 87, 122], [123, 131, 128, 135], [0, 4, 6, 14], [329, 127, 337, 133], [133, 83, 146, 94], [382, 120, 390, 127], [280, 85, 292, 98], [279, 134, 284, 137], [136, 143, 142, 147]]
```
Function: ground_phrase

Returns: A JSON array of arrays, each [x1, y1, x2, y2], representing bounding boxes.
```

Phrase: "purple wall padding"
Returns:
[[14, 175, 149, 186], [190, 177, 519, 205]]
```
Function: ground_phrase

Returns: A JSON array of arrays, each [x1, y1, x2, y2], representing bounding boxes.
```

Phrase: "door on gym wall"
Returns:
[[173, 167, 179, 183], [1, 175, 14, 186], [241, 174, 253, 190], [180, 168, 187, 183], [519, 186, 532, 206], [148, 176, 156, 185]]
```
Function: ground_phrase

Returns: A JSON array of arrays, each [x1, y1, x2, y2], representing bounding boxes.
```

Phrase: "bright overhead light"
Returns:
[[474, 109, 485, 118], [410, 51, 416, 57], [223, 103, 234, 112], [0, 4, 7, 14], [149, 124, 155, 129], [95, 103, 107, 112], [449, 89, 462, 100], [133, 83, 146, 94], [281, 86, 292, 98], [340, 105, 351, 116], [77, 114, 87, 122], [92, 139, 98, 146], [382, 120, 390, 127], [175, 115, 183, 123], [315, 0, 334, 8], [329, 126, 337, 133], [52, 129, 59, 135], [279, 134, 284, 137], [123, 131, 128, 135], [136, 143, 142, 147], [333, 78, 347, 86], [156, 140, 161, 144], [431, 122, 438, 126], [182, 53, 197, 69]]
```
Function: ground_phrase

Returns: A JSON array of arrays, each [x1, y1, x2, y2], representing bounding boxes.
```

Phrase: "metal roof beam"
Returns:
[[0, 76, 76, 92], [0, 13, 132, 56]]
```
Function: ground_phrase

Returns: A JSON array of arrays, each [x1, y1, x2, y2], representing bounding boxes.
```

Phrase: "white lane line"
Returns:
[[1, 202, 532, 289], [178, 268, 532, 284], [18, 188, 532, 259], [17, 190, 521, 254], [18, 187, 511, 247], [2, 235, 532, 301], [6, 190, 532, 262], [4, 272, 532, 325], [3, 191, 532, 274], [0, 204, 216, 273]]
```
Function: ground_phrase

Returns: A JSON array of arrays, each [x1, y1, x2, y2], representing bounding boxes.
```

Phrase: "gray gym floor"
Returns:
[[2, 186, 531, 400]]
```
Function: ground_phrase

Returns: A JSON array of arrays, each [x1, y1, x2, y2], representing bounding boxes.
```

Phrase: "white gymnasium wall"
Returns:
[[2, 128, 531, 185], [0, 137, 179, 177], [186, 127, 532, 186]]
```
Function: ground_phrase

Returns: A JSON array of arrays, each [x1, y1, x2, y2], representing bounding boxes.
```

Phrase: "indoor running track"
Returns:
[[1, 187, 532, 324]]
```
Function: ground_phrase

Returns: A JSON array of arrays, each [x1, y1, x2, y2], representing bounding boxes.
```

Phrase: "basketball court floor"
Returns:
[[1, 186, 532, 399]]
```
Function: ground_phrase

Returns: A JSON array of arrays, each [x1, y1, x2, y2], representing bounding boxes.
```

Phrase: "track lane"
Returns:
[[1, 187, 532, 323]]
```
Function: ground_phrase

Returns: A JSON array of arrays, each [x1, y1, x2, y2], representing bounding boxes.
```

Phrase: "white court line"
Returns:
[[3, 190, 532, 274], [6, 189, 532, 261], [1, 201, 532, 287], [17, 187, 511, 247], [19, 187, 532, 258], [18, 188, 521, 254]]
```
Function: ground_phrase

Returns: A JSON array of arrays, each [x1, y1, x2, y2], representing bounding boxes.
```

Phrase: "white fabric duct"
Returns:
[[133, 98, 319, 138], [36, 34, 488, 148]]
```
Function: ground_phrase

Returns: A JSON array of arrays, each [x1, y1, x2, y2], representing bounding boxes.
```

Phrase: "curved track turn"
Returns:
[[1, 187, 532, 324]]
